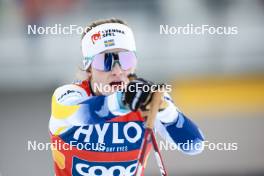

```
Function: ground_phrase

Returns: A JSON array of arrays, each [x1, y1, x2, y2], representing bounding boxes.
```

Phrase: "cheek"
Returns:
[[124, 68, 135, 76], [92, 69, 108, 83], [123, 69, 135, 83]]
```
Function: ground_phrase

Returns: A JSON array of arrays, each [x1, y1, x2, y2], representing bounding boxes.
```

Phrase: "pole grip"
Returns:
[[146, 91, 163, 129], [127, 74, 164, 129]]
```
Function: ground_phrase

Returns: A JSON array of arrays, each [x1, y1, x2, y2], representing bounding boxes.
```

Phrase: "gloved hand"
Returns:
[[122, 78, 153, 111]]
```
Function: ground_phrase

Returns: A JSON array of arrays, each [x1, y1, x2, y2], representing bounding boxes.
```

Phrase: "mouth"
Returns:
[[109, 81, 124, 90]]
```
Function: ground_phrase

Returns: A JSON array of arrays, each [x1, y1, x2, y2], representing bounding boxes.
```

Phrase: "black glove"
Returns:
[[122, 78, 153, 111]]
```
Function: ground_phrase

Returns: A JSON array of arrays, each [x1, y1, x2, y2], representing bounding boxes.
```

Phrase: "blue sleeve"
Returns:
[[161, 112, 205, 155], [79, 92, 130, 124]]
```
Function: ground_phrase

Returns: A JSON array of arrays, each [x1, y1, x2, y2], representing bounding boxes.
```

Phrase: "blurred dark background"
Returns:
[[0, 0, 263, 175]]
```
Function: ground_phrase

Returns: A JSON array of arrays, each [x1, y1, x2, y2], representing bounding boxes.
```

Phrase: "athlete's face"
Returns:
[[90, 48, 136, 95]]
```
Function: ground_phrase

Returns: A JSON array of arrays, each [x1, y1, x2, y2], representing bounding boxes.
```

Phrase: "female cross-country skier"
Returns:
[[49, 18, 204, 176]]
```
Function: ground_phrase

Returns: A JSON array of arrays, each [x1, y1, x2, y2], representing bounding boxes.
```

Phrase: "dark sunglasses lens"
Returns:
[[104, 53, 113, 71]]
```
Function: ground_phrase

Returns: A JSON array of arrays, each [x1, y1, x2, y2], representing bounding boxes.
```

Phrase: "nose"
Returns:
[[111, 63, 123, 76]]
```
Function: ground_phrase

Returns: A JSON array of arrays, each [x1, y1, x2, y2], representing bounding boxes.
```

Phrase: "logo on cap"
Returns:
[[91, 32, 101, 44]]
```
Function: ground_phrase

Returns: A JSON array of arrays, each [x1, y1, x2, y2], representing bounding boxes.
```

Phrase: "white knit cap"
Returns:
[[81, 23, 136, 69]]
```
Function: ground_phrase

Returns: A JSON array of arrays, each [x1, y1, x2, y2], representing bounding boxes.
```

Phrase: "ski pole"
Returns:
[[135, 91, 168, 176]]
